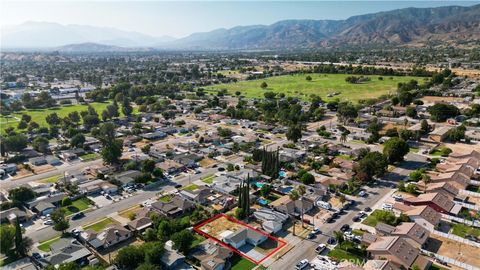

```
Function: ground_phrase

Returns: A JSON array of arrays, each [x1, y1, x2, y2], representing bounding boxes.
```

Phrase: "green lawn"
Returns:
[[450, 223, 480, 238], [336, 154, 353, 160], [205, 73, 424, 102], [191, 234, 206, 249], [160, 195, 172, 202], [63, 197, 93, 216], [362, 209, 396, 227], [37, 235, 61, 252], [1, 101, 139, 133], [230, 255, 256, 270], [182, 184, 199, 192], [79, 153, 100, 162], [40, 175, 61, 184], [83, 217, 116, 232], [327, 244, 365, 265], [201, 174, 215, 184], [351, 229, 365, 236]]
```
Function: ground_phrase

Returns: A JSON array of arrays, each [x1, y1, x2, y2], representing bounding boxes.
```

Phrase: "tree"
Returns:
[[46, 112, 61, 127], [405, 106, 417, 118], [421, 174, 431, 193], [136, 263, 159, 270], [354, 152, 388, 183], [333, 230, 345, 244], [17, 120, 28, 129], [286, 125, 302, 143], [9, 187, 35, 203], [0, 224, 15, 256], [70, 133, 86, 148], [260, 82, 268, 89], [3, 134, 28, 153], [260, 184, 273, 198], [15, 217, 30, 256], [171, 230, 194, 254], [152, 168, 164, 178], [306, 75, 312, 81], [300, 173, 315, 185], [428, 103, 459, 122], [449, 125, 466, 142], [383, 137, 409, 164], [115, 245, 145, 269], [51, 208, 69, 233], [32, 137, 49, 153], [420, 119, 429, 134], [62, 197, 72, 207], [21, 114, 31, 123], [337, 102, 358, 123], [122, 98, 133, 116], [68, 111, 81, 125], [141, 159, 156, 174], [98, 123, 123, 164]]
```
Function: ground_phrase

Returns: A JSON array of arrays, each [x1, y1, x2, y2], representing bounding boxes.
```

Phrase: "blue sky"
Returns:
[[1, 1, 478, 38]]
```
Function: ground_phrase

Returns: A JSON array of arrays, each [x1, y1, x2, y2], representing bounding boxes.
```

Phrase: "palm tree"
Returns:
[[289, 190, 300, 236], [421, 174, 431, 193], [333, 230, 344, 245], [297, 185, 306, 228], [340, 131, 348, 144]]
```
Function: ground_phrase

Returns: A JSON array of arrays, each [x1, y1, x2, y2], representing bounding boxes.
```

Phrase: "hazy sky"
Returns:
[[1, 1, 478, 38]]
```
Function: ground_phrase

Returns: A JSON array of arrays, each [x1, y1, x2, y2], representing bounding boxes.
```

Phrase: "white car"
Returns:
[[358, 191, 367, 197], [43, 220, 53, 225], [382, 203, 393, 210], [315, 244, 326, 253], [313, 227, 321, 234], [295, 259, 309, 270]]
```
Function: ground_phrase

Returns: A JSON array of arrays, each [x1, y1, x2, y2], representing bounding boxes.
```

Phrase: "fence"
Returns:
[[420, 250, 480, 270], [460, 189, 480, 198], [432, 230, 480, 248], [456, 201, 480, 211], [441, 213, 480, 228], [469, 179, 480, 186]]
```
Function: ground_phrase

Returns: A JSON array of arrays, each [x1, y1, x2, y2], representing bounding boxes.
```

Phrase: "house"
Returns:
[[391, 222, 430, 248], [28, 193, 66, 215], [2, 257, 37, 270], [127, 217, 153, 232], [253, 208, 289, 233], [180, 186, 212, 204], [363, 260, 402, 270], [29, 157, 47, 166], [428, 171, 470, 190], [157, 160, 184, 175], [44, 238, 92, 266], [151, 195, 194, 218], [367, 236, 431, 270], [404, 205, 441, 231], [428, 126, 453, 142], [81, 225, 132, 249], [115, 170, 142, 186], [403, 192, 460, 215], [191, 239, 233, 270], [223, 228, 268, 249], [0, 207, 29, 224], [59, 148, 85, 161], [161, 240, 189, 270], [173, 152, 202, 168], [271, 195, 314, 217], [420, 181, 459, 198], [211, 175, 243, 194], [0, 163, 17, 176], [140, 131, 168, 140]]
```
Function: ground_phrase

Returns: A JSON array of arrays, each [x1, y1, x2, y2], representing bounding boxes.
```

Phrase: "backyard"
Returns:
[[205, 73, 424, 102]]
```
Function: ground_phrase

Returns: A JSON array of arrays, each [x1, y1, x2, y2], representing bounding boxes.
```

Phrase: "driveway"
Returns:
[[88, 194, 113, 208], [238, 244, 265, 262]]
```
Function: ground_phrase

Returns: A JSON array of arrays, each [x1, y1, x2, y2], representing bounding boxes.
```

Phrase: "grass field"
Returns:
[[80, 153, 100, 162], [183, 184, 199, 191], [201, 174, 215, 184], [230, 255, 256, 270], [83, 217, 116, 232], [40, 174, 61, 184], [37, 236, 61, 252], [205, 73, 424, 102], [0, 101, 138, 133], [63, 197, 92, 216], [450, 223, 480, 238]]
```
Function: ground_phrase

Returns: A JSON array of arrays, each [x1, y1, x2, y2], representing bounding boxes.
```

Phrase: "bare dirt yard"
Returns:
[[427, 235, 480, 267]]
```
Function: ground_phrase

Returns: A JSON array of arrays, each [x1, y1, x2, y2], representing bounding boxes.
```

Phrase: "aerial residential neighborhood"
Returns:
[[1, 1, 480, 270]]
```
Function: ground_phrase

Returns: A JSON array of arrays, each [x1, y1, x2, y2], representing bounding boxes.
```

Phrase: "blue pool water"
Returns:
[[257, 198, 268, 205], [279, 171, 286, 178], [278, 186, 293, 194], [255, 182, 265, 188]]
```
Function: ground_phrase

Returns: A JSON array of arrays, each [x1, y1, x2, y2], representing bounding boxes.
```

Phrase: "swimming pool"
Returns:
[[255, 182, 265, 188], [278, 186, 293, 194], [257, 198, 269, 205]]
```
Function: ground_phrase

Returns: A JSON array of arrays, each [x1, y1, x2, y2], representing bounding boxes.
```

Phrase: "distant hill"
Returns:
[[165, 4, 480, 49], [1, 21, 176, 48], [2, 4, 479, 51], [55, 43, 146, 53]]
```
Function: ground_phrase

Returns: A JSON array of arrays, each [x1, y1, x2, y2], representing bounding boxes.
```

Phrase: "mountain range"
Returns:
[[2, 4, 479, 51]]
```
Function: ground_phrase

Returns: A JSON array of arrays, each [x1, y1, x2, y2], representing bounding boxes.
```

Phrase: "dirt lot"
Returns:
[[427, 235, 480, 267], [32, 164, 55, 174], [199, 158, 218, 168], [443, 143, 480, 155], [198, 215, 242, 239]]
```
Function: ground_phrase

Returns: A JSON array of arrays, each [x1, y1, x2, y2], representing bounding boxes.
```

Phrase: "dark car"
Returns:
[[327, 237, 336, 245], [340, 224, 350, 232], [307, 233, 316, 239], [32, 252, 42, 260], [218, 167, 225, 171], [71, 212, 85, 220], [364, 207, 372, 212], [175, 184, 183, 188], [352, 216, 360, 222]]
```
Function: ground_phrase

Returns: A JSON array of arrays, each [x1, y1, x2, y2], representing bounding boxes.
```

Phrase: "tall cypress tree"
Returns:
[[15, 217, 24, 256]]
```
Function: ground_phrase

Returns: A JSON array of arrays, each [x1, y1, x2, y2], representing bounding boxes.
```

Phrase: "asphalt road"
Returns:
[[26, 166, 219, 243], [266, 179, 396, 270]]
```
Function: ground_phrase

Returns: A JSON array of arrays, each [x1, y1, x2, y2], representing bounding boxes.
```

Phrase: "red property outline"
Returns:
[[193, 213, 287, 264]]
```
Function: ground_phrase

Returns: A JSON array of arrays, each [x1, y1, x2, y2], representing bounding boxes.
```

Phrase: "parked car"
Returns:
[[352, 216, 360, 222], [43, 220, 53, 225], [312, 227, 321, 234], [175, 184, 183, 188], [307, 232, 316, 239], [315, 244, 326, 253], [364, 207, 372, 212], [295, 259, 309, 270], [71, 212, 85, 220], [340, 224, 350, 232], [358, 191, 367, 197]]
